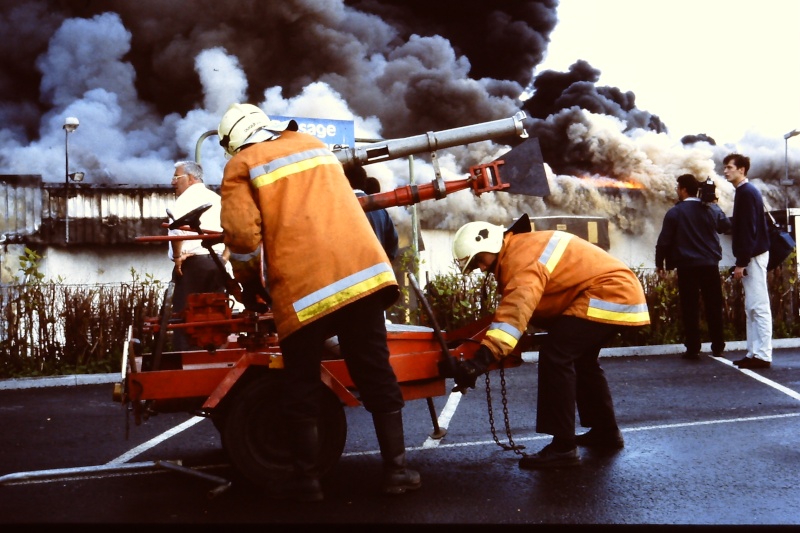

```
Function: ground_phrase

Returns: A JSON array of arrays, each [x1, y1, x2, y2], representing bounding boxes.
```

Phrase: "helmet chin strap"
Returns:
[[218, 115, 246, 153]]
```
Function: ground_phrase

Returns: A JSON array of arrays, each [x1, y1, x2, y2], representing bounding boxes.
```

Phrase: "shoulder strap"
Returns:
[[764, 202, 778, 226]]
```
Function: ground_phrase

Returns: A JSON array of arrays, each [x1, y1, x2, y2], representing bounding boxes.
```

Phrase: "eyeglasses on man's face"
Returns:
[[171, 173, 189, 182]]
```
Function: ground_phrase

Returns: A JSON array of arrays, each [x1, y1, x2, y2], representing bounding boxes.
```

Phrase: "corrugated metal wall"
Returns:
[[0, 175, 204, 247], [0, 175, 43, 244], [2, 175, 612, 253]]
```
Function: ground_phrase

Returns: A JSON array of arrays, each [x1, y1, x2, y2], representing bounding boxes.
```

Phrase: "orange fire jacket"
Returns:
[[482, 230, 650, 359], [220, 130, 398, 338]]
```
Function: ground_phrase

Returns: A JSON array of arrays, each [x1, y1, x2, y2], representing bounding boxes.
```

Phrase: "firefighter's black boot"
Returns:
[[288, 417, 324, 502], [372, 410, 422, 495]]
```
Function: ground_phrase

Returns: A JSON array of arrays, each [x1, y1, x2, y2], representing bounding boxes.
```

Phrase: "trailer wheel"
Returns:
[[221, 373, 347, 488]]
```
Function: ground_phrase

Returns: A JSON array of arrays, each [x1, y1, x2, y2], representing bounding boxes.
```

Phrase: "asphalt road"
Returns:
[[1, 342, 800, 526]]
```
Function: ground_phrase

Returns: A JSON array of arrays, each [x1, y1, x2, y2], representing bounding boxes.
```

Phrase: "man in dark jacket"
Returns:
[[656, 174, 731, 359], [723, 153, 772, 369], [344, 164, 399, 261]]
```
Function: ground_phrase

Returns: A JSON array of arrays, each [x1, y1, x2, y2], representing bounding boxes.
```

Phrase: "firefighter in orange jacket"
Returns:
[[217, 103, 419, 501], [452, 214, 650, 470]]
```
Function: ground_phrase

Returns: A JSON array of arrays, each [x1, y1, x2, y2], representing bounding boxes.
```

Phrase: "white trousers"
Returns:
[[742, 251, 772, 361]]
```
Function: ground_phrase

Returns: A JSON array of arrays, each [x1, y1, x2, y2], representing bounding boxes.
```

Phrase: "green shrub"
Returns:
[[421, 266, 498, 332], [0, 264, 164, 379], [1, 254, 798, 378], [420, 263, 800, 347]]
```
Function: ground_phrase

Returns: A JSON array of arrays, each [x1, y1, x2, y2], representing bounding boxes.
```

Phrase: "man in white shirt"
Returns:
[[168, 160, 227, 351]]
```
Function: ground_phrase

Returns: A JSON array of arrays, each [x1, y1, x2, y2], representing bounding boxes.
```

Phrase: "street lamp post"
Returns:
[[783, 129, 799, 320], [63, 117, 79, 244], [783, 129, 799, 214]]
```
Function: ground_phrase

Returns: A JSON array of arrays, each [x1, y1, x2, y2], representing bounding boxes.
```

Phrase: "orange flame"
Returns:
[[579, 175, 644, 189]]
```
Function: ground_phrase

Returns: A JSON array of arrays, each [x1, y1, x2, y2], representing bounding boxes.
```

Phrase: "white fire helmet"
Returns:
[[217, 103, 298, 157], [452, 220, 505, 274]]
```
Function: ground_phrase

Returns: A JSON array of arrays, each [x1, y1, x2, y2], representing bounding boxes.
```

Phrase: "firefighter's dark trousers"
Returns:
[[536, 315, 627, 439], [279, 293, 405, 420]]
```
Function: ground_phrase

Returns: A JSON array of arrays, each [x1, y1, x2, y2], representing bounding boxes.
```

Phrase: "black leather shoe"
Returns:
[[736, 357, 771, 369], [681, 351, 700, 360], [712, 350, 724, 358], [733, 357, 750, 367], [518, 444, 580, 470], [575, 428, 625, 450]]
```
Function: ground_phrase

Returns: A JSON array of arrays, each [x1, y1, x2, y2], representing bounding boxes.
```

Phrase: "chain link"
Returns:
[[484, 366, 525, 455]]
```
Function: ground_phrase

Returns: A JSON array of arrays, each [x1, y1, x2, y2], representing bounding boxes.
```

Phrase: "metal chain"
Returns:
[[484, 366, 525, 455]]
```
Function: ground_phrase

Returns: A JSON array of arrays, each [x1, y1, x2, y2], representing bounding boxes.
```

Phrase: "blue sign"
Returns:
[[272, 115, 355, 151]]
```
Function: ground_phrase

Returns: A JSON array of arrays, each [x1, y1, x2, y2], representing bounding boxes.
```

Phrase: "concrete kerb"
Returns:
[[0, 372, 122, 391], [3, 338, 800, 391], [522, 337, 800, 362]]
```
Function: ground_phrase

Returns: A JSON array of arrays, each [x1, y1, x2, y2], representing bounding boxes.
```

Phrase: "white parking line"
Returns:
[[116, 351, 798, 461], [712, 355, 800, 401], [109, 355, 799, 464], [105, 416, 207, 465], [6, 410, 798, 486], [420, 412, 800, 450], [337, 411, 800, 457], [620, 411, 800, 433], [421, 392, 462, 449], [6, 410, 799, 485], [409, 354, 800, 455]]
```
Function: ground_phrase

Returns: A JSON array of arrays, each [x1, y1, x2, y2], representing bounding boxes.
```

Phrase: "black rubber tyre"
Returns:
[[221, 373, 347, 488]]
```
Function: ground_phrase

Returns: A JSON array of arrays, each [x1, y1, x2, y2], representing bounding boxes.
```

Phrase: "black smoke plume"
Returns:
[[0, 0, 794, 266]]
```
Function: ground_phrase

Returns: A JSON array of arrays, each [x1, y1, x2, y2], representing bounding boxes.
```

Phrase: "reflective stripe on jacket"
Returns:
[[482, 230, 650, 359], [220, 130, 398, 338]]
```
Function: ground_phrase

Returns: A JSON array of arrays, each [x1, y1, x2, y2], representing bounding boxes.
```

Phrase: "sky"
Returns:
[[536, 0, 800, 146]]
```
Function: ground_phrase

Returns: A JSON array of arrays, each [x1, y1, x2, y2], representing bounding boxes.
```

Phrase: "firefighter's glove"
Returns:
[[453, 345, 495, 393], [240, 280, 271, 314]]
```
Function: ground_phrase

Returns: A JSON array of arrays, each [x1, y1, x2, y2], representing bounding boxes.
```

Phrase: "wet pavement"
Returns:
[[1, 342, 799, 526]]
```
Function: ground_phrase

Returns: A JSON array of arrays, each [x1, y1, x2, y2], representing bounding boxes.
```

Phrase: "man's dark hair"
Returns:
[[723, 153, 750, 175], [365, 176, 382, 194], [677, 174, 699, 196], [344, 164, 368, 191]]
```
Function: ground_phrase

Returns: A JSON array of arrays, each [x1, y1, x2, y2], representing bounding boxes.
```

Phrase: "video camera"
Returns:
[[697, 177, 717, 203]]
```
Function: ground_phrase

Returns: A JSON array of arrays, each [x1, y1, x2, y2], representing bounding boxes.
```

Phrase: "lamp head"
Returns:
[[63, 117, 79, 133], [69, 172, 84, 182], [784, 129, 799, 140]]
